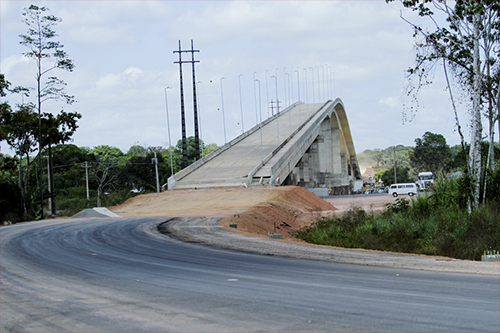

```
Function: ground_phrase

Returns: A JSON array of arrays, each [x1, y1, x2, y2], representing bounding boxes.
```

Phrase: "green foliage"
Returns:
[[175, 136, 205, 166], [295, 168, 500, 260], [375, 166, 413, 186], [204, 143, 219, 156], [0, 154, 22, 222], [409, 132, 452, 175]]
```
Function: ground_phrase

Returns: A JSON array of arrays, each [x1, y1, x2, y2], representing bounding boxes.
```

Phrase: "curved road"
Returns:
[[1, 217, 499, 332]]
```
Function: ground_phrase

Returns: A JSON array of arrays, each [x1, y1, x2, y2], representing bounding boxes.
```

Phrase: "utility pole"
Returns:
[[173, 40, 200, 168], [190, 40, 201, 161], [81, 161, 90, 200], [174, 40, 188, 169], [152, 151, 160, 193], [85, 161, 89, 200], [393, 146, 397, 184]]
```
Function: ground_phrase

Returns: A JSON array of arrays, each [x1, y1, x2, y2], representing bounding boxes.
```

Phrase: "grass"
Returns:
[[294, 182, 499, 261]]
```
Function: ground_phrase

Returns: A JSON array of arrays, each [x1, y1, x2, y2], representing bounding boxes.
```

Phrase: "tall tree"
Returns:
[[409, 132, 452, 175], [387, 0, 500, 209], [19, 4, 75, 219]]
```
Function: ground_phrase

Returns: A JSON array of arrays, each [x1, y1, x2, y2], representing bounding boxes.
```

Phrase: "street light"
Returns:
[[275, 68, 279, 112], [220, 77, 227, 144], [238, 74, 244, 133], [253, 72, 258, 126], [316, 66, 320, 102], [265, 69, 269, 119], [255, 79, 263, 163], [283, 67, 288, 108], [310, 67, 315, 103], [303, 68, 308, 105], [295, 69, 301, 123], [164, 87, 174, 178], [271, 75, 280, 145], [284, 72, 291, 136]]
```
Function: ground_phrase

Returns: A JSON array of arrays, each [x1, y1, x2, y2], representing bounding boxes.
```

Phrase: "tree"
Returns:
[[409, 132, 452, 175], [19, 4, 76, 218], [175, 136, 205, 167], [0, 154, 22, 223], [387, 0, 500, 210], [375, 166, 413, 186], [89, 146, 125, 207], [0, 74, 10, 142], [0, 104, 39, 218], [40, 110, 82, 215], [203, 143, 219, 156], [127, 144, 148, 157]]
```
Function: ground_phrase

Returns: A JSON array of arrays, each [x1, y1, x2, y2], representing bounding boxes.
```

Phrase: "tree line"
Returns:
[[365, 131, 499, 191], [0, 139, 218, 223]]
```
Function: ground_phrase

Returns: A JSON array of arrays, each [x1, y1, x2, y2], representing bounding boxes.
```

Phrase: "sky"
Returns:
[[1, 0, 471, 157]]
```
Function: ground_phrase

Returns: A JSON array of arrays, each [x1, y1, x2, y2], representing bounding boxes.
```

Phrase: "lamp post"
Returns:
[[275, 68, 279, 112], [316, 66, 320, 102], [271, 75, 279, 145], [331, 69, 336, 98], [255, 79, 263, 163], [285, 72, 291, 136], [238, 74, 244, 133], [265, 69, 269, 119], [220, 77, 227, 144], [164, 87, 174, 178], [310, 67, 315, 103], [283, 67, 288, 108], [295, 69, 301, 123], [303, 68, 308, 105], [253, 72, 258, 126]]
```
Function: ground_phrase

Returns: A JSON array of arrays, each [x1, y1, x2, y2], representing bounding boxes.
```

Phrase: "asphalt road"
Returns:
[[1, 217, 499, 332]]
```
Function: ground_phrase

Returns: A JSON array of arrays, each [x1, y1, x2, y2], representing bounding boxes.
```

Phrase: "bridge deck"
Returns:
[[174, 103, 324, 188]]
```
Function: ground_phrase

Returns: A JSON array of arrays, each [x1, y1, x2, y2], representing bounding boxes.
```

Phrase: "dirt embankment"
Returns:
[[111, 186, 336, 237]]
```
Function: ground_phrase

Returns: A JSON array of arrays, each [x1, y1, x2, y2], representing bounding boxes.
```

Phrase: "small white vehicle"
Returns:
[[389, 183, 418, 197]]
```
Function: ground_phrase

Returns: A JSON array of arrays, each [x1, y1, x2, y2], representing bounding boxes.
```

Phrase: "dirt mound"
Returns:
[[110, 186, 336, 237]]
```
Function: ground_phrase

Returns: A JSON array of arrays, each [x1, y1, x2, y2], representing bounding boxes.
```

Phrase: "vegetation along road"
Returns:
[[1, 217, 499, 332]]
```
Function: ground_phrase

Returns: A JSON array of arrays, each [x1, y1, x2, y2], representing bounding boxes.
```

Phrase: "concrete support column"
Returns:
[[318, 119, 333, 175], [341, 153, 348, 174], [332, 129, 342, 174]]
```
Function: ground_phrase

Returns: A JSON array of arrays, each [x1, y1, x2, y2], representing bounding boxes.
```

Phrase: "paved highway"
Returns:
[[1, 217, 499, 332]]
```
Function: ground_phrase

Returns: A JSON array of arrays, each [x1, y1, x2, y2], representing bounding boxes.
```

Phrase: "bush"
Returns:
[[294, 179, 499, 260]]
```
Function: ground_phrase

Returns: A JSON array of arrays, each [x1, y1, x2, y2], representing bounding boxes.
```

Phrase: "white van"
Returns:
[[389, 183, 418, 197]]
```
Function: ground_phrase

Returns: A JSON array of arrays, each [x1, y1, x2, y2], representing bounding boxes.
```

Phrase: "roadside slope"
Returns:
[[110, 186, 336, 237]]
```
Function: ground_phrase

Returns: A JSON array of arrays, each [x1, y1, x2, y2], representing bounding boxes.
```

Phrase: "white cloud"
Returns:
[[0, 0, 473, 157], [379, 96, 400, 109]]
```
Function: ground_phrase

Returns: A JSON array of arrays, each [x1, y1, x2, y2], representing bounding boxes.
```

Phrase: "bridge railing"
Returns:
[[246, 101, 331, 185], [167, 101, 304, 189]]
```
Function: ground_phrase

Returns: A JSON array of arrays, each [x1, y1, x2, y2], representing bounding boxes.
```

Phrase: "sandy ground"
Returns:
[[111, 187, 499, 275]]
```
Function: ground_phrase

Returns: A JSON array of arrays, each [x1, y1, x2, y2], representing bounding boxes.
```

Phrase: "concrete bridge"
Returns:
[[166, 98, 361, 193]]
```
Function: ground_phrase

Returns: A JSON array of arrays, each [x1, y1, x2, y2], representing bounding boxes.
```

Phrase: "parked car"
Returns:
[[377, 188, 386, 193], [364, 189, 374, 194]]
